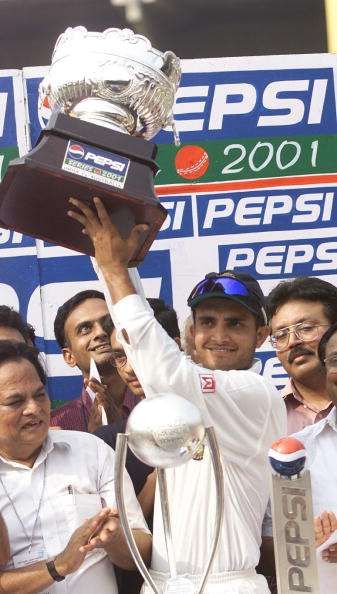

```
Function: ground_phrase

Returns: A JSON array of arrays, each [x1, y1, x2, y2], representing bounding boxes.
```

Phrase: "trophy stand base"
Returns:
[[0, 113, 166, 265]]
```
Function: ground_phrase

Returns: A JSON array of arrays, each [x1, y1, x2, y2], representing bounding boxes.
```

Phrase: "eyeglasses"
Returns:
[[111, 351, 127, 368], [324, 354, 337, 372], [188, 276, 250, 306], [270, 322, 329, 352]]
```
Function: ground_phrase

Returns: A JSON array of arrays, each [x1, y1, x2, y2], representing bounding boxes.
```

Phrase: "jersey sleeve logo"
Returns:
[[199, 373, 216, 393]]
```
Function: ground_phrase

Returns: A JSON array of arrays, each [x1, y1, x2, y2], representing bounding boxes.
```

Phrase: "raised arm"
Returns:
[[68, 197, 285, 458], [67, 196, 208, 408], [68, 196, 146, 304]]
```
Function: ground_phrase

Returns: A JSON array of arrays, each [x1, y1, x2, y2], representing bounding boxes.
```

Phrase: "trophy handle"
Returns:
[[115, 433, 160, 594], [197, 427, 224, 594], [157, 468, 178, 579]]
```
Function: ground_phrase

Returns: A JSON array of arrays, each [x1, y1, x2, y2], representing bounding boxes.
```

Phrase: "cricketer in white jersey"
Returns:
[[68, 196, 287, 594]]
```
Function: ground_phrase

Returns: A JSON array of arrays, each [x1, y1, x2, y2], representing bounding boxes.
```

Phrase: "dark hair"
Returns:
[[267, 277, 337, 324], [0, 340, 46, 384], [318, 322, 337, 365], [26, 323, 37, 347], [0, 305, 32, 343], [147, 298, 180, 339], [54, 290, 106, 348]]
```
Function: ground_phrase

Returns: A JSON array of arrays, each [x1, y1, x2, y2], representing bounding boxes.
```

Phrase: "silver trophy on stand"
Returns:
[[0, 26, 181, 264], [114, 393, 224, 594]]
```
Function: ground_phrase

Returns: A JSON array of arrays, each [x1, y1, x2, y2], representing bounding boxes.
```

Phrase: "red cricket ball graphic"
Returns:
[[175, 145, 209, 180]]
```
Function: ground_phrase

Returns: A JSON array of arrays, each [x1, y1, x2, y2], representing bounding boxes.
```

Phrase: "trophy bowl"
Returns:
[[126, 393, 205, 468], [40, 26, 181, 139]]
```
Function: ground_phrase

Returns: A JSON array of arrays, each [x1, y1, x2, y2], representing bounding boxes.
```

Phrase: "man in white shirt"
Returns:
[[292, 322, 337, 579], [0, 340, 151, 594], [68, 196, 286, 594]]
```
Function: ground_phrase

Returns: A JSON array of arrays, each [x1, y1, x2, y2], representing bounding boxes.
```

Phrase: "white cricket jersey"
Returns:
[[107, 291, 286, 577]]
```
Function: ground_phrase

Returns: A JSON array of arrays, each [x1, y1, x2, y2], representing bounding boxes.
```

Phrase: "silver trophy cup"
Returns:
[[0, 27, 181, 262], [114, 393, 224, 594]]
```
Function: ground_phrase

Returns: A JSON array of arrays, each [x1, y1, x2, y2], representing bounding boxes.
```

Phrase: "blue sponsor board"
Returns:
[[196, 187, 337, 236], [0, 230, 35, 248], [50, 376, 83, 404], [24, 75, 44, 147], [0, 253, 39, 317], [25, 66, 337, 146], [157, 195, 194, 239], [218, 236, 337, 279], [157, 67, 337, 143], [0, 75, 19, 148], [138, 249, 173, 305], [258, 351, 288, 391]]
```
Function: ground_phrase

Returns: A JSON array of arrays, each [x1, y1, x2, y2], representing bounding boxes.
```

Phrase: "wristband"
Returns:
[[46, 558, 66, 582]]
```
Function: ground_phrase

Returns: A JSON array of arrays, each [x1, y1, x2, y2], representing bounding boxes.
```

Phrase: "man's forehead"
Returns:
[[271, 299, 326, 330], [66, 298, 108, 327], [0, 326, 26, 343], [194, 298, 250, 318], [0, 359, 41, 393]]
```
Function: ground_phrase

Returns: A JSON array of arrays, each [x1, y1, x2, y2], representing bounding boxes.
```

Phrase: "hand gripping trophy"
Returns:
[[115, 393, 224, 594], [0, 26, 181, 264]]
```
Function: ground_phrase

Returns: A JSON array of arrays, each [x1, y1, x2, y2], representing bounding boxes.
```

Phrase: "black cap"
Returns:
[[188, 270, 267, 325]]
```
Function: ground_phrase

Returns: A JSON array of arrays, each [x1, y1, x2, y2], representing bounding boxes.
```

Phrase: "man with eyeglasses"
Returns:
[[267, 277, 337, 435], [67, 196, 286, 594], [289, 323, 337, 590], [262, 277, 337, 591]]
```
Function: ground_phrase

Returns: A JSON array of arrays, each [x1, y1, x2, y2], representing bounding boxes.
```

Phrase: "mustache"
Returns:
[[288, 345, 314, 364]]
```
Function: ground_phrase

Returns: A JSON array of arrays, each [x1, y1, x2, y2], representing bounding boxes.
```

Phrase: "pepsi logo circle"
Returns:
[[68, 144, 85, 159], [269, 437, 306, 477]]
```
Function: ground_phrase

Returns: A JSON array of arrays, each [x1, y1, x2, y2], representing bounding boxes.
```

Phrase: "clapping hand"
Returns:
[[79, 508, 121, 553], [314, 511, 337, 563]]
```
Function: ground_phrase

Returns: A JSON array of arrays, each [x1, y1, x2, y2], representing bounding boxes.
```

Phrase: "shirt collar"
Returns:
[[281, 379, 294, 399], [309, 406, 337, 439], [250, 357, 262, 374], [0, 431, 69, 470], [324, 406, 337, 431]]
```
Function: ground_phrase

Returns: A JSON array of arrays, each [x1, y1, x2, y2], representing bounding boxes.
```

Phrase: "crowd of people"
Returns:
[[0, 196, 336, 593]]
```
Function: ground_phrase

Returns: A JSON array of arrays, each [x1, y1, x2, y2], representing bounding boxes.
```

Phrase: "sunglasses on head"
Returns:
[[187, 276, 250, 307]]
